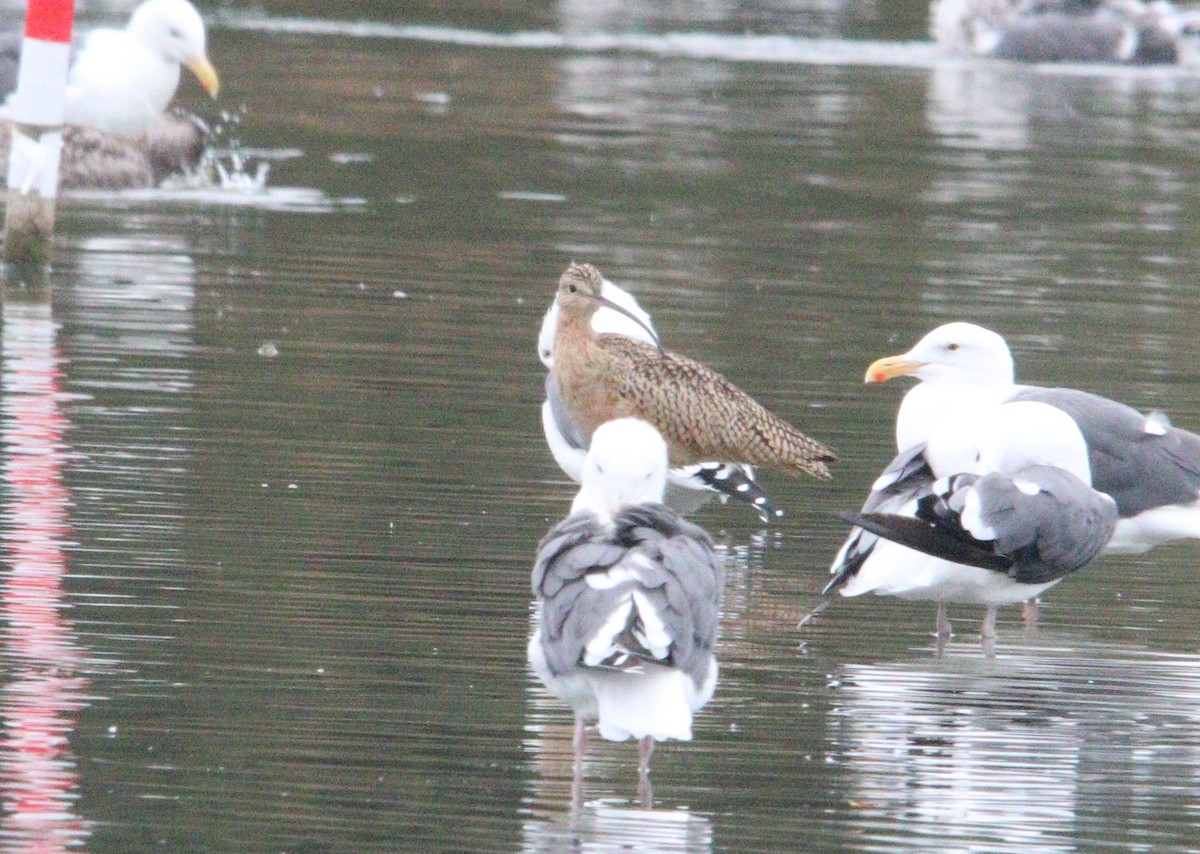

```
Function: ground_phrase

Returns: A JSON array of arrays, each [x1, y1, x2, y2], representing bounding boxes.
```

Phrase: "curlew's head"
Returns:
[[556, 263, 661, 350], [556, 262, 605, 308]]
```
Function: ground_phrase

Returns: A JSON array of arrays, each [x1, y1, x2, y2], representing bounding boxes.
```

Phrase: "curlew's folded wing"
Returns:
[[601, 335, 836, 480]]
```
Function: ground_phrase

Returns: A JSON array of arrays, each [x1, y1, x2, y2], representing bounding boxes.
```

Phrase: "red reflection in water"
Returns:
[[0, 303, 91, 852]]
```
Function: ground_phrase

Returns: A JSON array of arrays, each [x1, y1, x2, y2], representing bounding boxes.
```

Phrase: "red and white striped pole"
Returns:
[[3, 0, 74, 267]]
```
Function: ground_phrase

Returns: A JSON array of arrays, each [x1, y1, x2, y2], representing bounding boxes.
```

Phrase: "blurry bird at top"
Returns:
[[931, 0, 1200, 63], [0, 0, 219, 190]]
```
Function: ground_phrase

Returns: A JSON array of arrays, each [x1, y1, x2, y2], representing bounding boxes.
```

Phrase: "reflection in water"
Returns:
[[64, 234, 196, 677], [0, 301, 92, 851], [66, 183, 358, 213], [524, 681, 713, 846], [924, 59, 1197, 247], [714, 530, 795, 649], [522, 801, 713, 853], [926, 62, 1196, 155], [828, 644, 1200, 852], [921, 62, 1198, 340]]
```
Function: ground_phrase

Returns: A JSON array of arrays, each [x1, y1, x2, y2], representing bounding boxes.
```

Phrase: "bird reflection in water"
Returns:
[[827, 645, 1200, 852], [0, 299, 93, 851], [521, 798, 713, 853]]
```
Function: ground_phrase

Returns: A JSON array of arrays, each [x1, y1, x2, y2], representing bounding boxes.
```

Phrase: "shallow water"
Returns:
[[3, 1, 1200, 851]]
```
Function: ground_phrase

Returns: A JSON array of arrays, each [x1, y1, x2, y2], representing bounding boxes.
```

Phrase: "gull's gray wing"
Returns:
[[532, 503, 722, 690], [1012, 386, 1200, 517], [848, 465, 1118, 586], [544, 373, 587, 451], [970, 468, 1115, 572], [825, 443, 935, 594], [618, 504, 723, 683], [992, 13, 1136, 62]]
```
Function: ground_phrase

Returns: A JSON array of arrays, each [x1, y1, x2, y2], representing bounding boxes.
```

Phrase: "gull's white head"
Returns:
[[571, 418, 668, 518], [129, 0, 220, 97], [865, 322, 1015, 387], [538, 275, 656, 369]]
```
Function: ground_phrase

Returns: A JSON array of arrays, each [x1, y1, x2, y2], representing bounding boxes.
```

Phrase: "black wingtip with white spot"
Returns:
[[691, 463, 782, 523]]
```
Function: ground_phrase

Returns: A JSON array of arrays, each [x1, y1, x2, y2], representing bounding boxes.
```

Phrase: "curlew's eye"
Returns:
[[567, 283, 577, 293]]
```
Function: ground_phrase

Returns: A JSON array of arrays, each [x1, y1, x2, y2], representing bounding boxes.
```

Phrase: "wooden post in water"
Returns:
[[3, 0, 74, 271]]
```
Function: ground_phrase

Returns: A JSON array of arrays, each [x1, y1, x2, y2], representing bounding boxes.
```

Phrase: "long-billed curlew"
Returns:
[[549, 262, 836, 483], [538, 274, 780, 520], [528, 417, 723, 807]]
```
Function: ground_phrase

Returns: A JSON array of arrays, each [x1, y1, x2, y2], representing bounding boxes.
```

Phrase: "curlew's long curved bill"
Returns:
[[588, 293, 664, 353]]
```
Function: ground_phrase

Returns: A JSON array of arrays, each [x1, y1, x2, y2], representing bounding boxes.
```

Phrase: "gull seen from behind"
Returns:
[[528, 418, 723, 805]]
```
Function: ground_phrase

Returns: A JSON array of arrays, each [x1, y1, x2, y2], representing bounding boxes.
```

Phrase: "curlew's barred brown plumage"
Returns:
[[550, 262, 836, 481]]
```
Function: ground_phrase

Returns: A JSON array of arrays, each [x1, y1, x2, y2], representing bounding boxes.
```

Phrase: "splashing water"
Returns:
[[206, 107, 272, 191], [102, 106, 349, 211], [162, 107, 273, 193], [211, 150, 271, 192]]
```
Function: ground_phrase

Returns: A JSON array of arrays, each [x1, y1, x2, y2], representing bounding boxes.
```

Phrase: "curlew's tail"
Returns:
[[737, 407, 836, 480], [773, 425, 836, 481]]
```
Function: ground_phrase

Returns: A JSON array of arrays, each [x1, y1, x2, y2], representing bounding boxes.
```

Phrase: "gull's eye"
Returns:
[[946, 343, 960, 352]]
